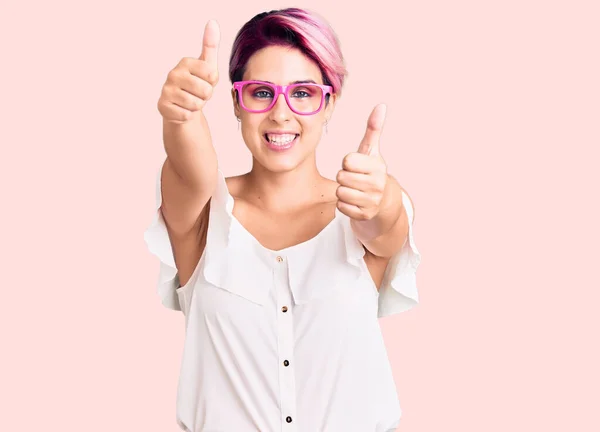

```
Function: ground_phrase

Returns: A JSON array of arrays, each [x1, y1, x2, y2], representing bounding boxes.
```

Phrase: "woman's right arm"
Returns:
[[157, 20, 221, 238]]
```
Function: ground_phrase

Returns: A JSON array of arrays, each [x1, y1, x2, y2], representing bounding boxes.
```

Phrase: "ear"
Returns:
[[324, 92, 337, 120], [231, 88, 241, 118]]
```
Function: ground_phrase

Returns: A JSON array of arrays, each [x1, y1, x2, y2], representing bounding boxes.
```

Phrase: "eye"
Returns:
[[254, 90, 273, 99], [290, 85, 319, 99], [292, 90, 310, 98]]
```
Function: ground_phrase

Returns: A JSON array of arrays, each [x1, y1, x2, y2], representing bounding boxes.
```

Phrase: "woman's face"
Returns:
[[232, 45, 337, 173]]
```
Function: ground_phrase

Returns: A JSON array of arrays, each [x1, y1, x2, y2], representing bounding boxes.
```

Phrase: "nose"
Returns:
[[268, 93, 292, 122]]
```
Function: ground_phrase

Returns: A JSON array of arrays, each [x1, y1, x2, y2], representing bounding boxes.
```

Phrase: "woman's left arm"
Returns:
[[335, 104, 412, 258]]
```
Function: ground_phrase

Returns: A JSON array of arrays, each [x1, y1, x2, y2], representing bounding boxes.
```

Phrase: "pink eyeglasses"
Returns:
[[233, 80, 333, 115]]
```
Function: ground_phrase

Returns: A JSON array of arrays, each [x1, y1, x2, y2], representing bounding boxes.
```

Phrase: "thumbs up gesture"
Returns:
[[336, 104, 389, 222], [158, 20, 220, 124]]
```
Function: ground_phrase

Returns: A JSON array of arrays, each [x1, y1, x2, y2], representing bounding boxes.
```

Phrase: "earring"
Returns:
[[237, 117, 240, 130], [324, 120, 329, 134]]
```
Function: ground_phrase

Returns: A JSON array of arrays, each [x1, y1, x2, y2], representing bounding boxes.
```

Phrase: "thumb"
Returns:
[[357, 104, 386, 156], [200, 20, 220, 68]]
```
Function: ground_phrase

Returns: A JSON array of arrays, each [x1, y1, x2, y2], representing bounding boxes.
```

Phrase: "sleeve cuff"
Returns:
[[143, 161, 183, 311], [377, 189, 422, 318]]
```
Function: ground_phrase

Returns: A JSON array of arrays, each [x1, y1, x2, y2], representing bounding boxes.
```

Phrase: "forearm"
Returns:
[[351, 175, 409, 258], [163, 110, 217, 187]]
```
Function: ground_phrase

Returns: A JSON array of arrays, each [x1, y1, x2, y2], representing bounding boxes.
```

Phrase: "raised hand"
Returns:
[[335, 104, 389, 222], [157, 20, 221, 124]]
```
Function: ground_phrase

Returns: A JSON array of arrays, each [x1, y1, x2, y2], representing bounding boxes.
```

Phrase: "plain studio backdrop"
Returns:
[[1, 0, 598, 430]]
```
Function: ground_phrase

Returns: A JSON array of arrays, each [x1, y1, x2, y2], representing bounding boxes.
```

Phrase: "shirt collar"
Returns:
[[201, 171, 366, 306]]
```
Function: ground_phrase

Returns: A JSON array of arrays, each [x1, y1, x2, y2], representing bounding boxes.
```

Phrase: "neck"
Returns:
[[245, 155, 328, 213]]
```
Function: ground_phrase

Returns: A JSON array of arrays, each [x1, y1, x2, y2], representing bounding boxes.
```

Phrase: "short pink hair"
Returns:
[[229, 8, 347, 96]]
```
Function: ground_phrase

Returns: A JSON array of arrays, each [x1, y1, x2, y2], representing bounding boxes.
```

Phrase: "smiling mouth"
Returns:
[[263, 133, 299, 151], [264, 133, 299, 144]]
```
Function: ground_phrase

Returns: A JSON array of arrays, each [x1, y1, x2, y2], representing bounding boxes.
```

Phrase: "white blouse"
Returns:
[[144, 162, 422, 432]]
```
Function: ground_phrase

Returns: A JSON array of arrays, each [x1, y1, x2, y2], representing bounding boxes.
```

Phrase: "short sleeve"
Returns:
[[143, 163, 183, 311], [377, 190, 422, 318]]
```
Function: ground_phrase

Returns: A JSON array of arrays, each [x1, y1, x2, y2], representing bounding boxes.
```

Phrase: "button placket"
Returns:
[[274, 254, 297, 430]]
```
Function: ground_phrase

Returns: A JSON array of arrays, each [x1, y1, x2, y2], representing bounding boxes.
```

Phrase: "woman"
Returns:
[[145, 7, 422, 432]]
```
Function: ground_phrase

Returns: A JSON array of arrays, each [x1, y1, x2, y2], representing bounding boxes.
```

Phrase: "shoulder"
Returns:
[[224, 172, 246, 199], [321, 176, 340, 205]]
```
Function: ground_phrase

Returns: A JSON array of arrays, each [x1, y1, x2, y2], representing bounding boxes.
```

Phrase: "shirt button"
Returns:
[[283, 360, 290, 367], [286, 416, 293, 423], [281, 306, 288, 313], [276, 256, 283, 262]]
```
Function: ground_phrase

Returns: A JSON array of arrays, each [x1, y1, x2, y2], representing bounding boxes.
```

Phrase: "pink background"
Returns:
[[2, 0, 599, 430]]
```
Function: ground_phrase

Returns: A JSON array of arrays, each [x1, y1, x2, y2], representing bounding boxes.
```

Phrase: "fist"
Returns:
[[336, 104, 388, 221], [157, 20, 220, 124]]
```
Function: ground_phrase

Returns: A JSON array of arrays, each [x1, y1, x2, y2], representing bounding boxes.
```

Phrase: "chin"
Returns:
[[256, 155, 303, 173], [245, 135, 312, 172]]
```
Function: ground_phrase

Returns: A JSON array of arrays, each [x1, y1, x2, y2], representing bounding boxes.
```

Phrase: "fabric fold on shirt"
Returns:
[[143, 166, 183, 311], [285, 211, 367, 305], [200, 168, 274, 306], [376, 189, 422, 318]]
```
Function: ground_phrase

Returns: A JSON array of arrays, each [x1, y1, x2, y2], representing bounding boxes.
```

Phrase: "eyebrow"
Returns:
[[257, 79, 318, 85]]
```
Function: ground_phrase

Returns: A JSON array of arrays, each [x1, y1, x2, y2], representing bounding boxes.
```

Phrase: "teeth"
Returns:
[[267, 133, 297, 144]]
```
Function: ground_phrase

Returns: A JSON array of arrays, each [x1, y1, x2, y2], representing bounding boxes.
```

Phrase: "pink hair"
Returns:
[[228, 8, 347, 96]]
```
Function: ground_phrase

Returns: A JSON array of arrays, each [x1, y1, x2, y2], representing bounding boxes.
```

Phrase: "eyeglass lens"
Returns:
[[240, 83, 324, 113]]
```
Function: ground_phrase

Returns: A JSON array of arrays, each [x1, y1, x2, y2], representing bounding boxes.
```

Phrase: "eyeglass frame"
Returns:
[[232, 80, 334, 115]]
